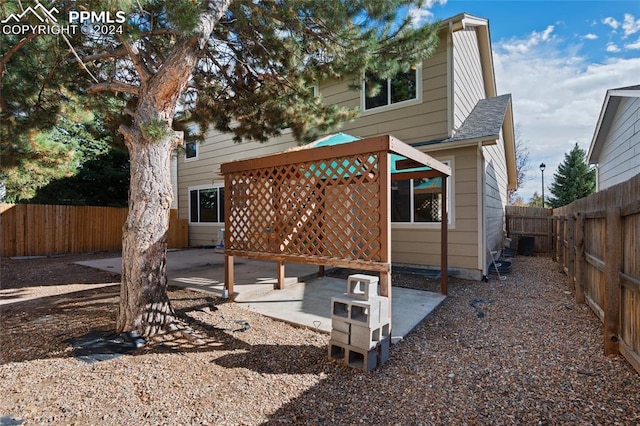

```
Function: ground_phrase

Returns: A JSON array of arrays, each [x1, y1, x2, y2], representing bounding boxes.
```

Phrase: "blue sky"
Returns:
[[410, 1, 640, 203]]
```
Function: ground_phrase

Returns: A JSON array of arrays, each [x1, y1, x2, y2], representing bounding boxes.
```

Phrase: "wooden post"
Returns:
[[551, 216, 557, 261], [225, 254, 235, 302], [440, 175, 448, 295], [567, 214, 575, 290], [574, 212, 585, 304], [604, 206, 622, 355], [276, 261, 285, 290], [558, 217, 565, 273], [318, 265, 325, 277], [378, 151, 392, 320]]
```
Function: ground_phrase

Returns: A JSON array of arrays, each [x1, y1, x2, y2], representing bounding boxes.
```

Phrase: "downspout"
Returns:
[[477, 141, 486, 280]]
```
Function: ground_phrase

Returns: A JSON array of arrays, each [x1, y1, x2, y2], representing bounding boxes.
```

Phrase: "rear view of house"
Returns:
[[175, 13, 516, 280]]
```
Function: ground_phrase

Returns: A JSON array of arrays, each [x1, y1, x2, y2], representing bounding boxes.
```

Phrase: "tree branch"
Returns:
[[117, 34, 152, 85], [0, 33, 39, 81], [86, 81, 140, 96]]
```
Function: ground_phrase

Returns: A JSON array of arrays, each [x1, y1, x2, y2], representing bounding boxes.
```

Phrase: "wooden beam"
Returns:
[[221, 136, 392, 174], [440, 176, 448, 295], [378, 152, 392, 317], [225, 254, 235, 302], [224, 249, 391, 272], [388, 137, 452, 176], [276, 261, 285, 290], [604, 206, 621, 355]]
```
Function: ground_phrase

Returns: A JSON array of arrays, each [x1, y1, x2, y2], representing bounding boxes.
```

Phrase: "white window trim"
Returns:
[[361, 64, 422, 115], [188, 183, 225, 225], [184, 141, 199, 162], [391, 157, 455, 229]]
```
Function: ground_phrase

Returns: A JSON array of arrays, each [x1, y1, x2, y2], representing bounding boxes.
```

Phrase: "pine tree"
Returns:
[[1, 0, 441, 337], [547, 143, 596, 208]]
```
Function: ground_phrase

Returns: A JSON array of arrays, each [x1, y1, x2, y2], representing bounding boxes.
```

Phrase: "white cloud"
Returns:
[[606, 42, 621, 52], [603, 16, 619, 29], [493, 35, 640, 201], [622, 13, 640, 36], [583, 33, 598, 40], [625, 37, 640, 50], [407, 0, 447, 27], [501, 25, 556, 54]]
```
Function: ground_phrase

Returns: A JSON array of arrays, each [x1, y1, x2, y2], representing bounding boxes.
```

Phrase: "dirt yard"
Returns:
[[1, 252, 639, 425]]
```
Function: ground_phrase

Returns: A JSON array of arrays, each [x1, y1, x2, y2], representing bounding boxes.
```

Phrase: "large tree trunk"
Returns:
[[116, 126, 181, 336], [115, 0, 231, 337]]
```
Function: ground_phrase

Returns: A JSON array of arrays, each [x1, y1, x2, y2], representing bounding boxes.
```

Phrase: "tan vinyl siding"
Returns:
[[483, 136, 509, 256], [321, 40, 449, 144], [452, 28, 486, 129], [596, 97, 640, 190], [391, 146, 480, 277]]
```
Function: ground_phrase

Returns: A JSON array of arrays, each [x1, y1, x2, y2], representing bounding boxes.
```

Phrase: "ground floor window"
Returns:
[[391, 161, 451, 224], [189, 185, 224, 223]]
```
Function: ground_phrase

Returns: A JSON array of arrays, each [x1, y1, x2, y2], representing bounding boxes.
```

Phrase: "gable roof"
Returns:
[[412, 94, 517, 189], [447, 94, 512, 142], [587, 85, 640, 164]]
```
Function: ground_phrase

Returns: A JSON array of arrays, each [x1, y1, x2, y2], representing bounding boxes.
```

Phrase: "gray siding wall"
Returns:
[[452, 28, 486, 130], [597, 97, 640, 190], [483, 136, 509, 262]]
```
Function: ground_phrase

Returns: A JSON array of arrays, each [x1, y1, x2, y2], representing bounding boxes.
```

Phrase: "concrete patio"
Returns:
[[78, 248, 446, 343]]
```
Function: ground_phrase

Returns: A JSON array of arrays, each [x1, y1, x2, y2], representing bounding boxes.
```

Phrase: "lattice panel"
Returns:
[[225, 153, 382, 262]]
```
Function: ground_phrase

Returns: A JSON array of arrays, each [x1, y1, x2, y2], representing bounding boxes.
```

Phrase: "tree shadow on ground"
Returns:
[[0, 285, 253, 364]]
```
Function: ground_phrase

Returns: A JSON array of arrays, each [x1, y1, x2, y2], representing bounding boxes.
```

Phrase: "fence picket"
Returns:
[[0, 204, 188, 257]]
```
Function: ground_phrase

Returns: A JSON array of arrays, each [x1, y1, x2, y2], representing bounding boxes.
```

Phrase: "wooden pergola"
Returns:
[[220, 134, 451, 301]]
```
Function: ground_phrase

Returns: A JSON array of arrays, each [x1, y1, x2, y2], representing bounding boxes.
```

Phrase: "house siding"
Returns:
[[483, 136, 509, 263], [596, 97, 640, 190], [391, 145, 479, 279], [321, 39, 449, 143], [452, 28, 486, 129]]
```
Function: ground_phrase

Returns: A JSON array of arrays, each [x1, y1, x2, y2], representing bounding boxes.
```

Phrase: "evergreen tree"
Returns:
[[547, 143, 596, 208], [1, 0, 441, 337]]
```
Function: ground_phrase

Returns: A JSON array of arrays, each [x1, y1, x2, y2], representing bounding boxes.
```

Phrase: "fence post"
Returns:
[[567, 214, 575, 290], [604, 206, 622, 355], [558, 217, 565, 273], [551, 216, 557, 261], [574, 212, 585, 304]]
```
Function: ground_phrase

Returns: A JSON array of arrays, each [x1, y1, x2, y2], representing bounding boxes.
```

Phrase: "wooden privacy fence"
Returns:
[[552, 173, 640, 374], [1, 204, 188, 257], [505, 206, 552, 253]]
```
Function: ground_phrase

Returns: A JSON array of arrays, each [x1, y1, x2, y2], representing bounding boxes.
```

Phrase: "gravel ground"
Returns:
[[1, 253, 639, 425]]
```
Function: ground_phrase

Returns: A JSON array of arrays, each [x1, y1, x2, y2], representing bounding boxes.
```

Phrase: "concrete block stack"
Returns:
[[328, 274, 391, 371]]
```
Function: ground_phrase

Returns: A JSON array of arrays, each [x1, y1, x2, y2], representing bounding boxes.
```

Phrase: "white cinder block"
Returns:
[[331, 319, 351, 334], [346, 274, 379, 300], [330, 329, 350, 345]]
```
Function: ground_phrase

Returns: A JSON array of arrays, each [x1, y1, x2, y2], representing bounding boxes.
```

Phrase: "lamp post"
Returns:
[[539, 163, 546, 208]]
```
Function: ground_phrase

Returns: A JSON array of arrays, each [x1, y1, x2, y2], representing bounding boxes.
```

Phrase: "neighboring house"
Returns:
[[587, 85, 640, 191], [176, 12, 516, 280]]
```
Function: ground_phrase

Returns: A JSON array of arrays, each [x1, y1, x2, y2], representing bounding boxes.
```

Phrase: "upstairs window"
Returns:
[[185, 141, 198, 161], [364, 68, 418, 110], [189, 186, 224, 224]]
